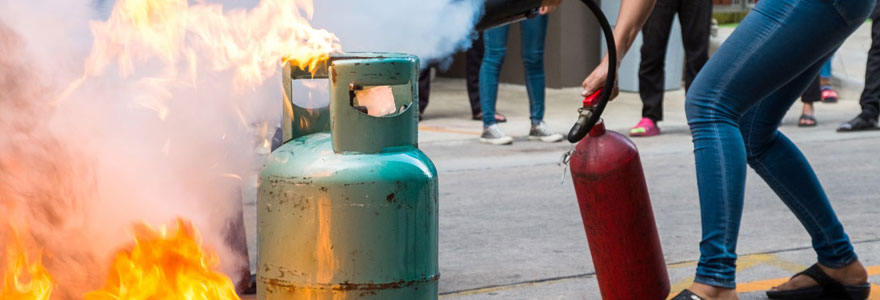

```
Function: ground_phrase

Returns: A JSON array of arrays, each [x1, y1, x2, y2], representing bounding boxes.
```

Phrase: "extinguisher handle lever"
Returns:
[[582, 88, 603, 107]]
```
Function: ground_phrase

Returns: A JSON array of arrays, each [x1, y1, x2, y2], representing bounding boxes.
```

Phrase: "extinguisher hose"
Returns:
[[566, 0, 617, 143]]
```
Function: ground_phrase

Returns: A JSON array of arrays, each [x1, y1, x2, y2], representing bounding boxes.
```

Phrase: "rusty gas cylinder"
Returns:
[[258, 53, 438, 300]]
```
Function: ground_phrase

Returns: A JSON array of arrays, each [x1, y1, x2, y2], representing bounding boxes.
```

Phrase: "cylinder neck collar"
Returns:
[[328, 53, 420, 154], [589, 121, 606, 137]]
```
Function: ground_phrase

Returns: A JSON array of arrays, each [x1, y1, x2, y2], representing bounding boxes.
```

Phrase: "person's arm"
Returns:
[[581, 0, 655, 98]]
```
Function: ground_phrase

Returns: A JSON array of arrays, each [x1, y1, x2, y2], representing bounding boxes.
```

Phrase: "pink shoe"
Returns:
[[821, 86, 839, 103], [629, 117, 660, 137]]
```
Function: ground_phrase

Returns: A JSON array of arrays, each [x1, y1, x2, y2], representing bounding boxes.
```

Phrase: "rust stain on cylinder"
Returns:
[[262, 274, 440, 292]]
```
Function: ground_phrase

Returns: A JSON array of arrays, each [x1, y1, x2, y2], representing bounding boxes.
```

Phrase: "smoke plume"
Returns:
[[0, 0, 482, 298], [312, 0, 483, 67]]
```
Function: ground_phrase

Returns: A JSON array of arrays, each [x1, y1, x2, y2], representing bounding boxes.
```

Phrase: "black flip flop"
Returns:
[[798, 114, 818, 127], [670, 289, 706, 300], [766, 264, 871, 300]]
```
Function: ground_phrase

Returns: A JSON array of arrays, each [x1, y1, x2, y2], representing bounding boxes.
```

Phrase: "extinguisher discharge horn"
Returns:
[[568, 89, 601, 142], [475, 0, 543, 31]]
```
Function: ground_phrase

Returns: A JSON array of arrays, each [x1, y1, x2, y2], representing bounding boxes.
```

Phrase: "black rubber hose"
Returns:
[[566, 0, 617, 143]]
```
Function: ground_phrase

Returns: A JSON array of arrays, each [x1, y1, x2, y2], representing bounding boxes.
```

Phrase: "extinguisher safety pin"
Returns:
[[559, 144, 575, 184]]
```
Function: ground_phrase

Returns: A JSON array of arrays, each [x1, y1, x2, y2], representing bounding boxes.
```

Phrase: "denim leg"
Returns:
[[820, 56, 833, 79], [479, 26, 510, 127], [740, 57, 857, 269], [520, 15, 548, 125], [684, 0, 872, 288]]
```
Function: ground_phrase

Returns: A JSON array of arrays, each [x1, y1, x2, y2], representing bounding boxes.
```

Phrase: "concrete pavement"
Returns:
[[242, 22, 880, 299]]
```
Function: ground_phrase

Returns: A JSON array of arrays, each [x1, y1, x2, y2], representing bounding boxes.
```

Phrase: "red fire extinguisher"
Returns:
[[565, 90, 670, 299]]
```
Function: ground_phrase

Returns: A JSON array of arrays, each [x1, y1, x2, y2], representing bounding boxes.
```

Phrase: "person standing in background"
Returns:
[[818, 58, 840, 103], [838, 3, 880, 132], [630, 0, 712, 137], [478, 0, 564, 145], [418, 35, 507, 123], [466, 35, 507, 123], [797, 75, 822, 127], [93, 0, 114, 19]]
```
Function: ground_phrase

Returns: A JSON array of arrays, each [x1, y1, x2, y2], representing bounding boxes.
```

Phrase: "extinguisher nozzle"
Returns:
[[567, 109, 593, 143]]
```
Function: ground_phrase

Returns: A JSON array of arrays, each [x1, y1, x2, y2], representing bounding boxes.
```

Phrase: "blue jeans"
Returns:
[[820, 57, 833, 79], [684, 0, 872, 289], [479, 15, 548, 126]]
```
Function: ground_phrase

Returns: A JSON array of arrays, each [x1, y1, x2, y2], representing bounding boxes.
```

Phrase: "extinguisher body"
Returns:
[[569, 123, 670, 300]]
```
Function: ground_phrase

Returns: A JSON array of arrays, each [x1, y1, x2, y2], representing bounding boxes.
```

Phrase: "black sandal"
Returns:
[[670, 289, 706, 300], [798, 114, 818, 127], [766, 264, 870, 299]]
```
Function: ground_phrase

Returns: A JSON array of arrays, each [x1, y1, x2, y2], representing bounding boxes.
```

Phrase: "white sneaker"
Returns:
[[480, 124, 514, 145], [528, 121, 563, 142]]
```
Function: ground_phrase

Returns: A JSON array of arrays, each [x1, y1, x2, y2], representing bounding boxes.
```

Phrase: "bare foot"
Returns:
[[688, 282, 739, 300], [769, 260, 868, 292]]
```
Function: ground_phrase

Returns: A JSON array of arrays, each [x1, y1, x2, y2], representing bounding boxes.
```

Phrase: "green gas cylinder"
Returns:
[[258, 53, 439, 300]]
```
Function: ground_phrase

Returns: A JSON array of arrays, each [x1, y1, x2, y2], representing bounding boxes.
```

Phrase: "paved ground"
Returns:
[[242, 23, 879, 299]]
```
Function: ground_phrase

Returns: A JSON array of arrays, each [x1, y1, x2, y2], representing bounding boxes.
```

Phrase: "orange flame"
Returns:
[[57, 0, 341, 109], [84, 219, 240, 300], [0, 228, 54, 300], [89, 0, 339, 82]]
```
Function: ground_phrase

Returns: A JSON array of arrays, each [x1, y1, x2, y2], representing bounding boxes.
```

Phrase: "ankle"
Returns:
[[819, 260, 868, 285], [803, 103, 814, 112], [689, 282, 738, 300]]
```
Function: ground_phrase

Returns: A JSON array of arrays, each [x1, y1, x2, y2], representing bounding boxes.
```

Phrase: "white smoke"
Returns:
[[312, 0, 483, 67], [0, 0, 483, 298]]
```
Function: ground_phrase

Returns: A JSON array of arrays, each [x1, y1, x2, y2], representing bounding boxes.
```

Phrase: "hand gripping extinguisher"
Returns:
[[478, 1, 670, 299]]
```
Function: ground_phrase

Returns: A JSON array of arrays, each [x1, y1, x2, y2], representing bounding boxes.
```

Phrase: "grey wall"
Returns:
[[439, 0, 602, 89]]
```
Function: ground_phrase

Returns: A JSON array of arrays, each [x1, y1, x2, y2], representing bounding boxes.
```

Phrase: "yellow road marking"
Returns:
[[439, 276, 587, 298], [735, 254, 776, 271], [871, 284, 880, 300], [418, 126, 481, 136], [711, 263, 880, 295], [444, 259, 880, 299], [763, 257, 808, 273], [667, 254, 779, 299], [667, 278, 694, 300], [667, 261, 698, 269], [737, 277, 792, 293]]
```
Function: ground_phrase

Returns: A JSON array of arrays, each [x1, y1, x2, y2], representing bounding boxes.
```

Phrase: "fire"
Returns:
[[85, 219, 240, 300], [0, 220, 241, 300], [88, 0, 340, 82], [0, 228, 54, 300], [58, 0, 341, 107]]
